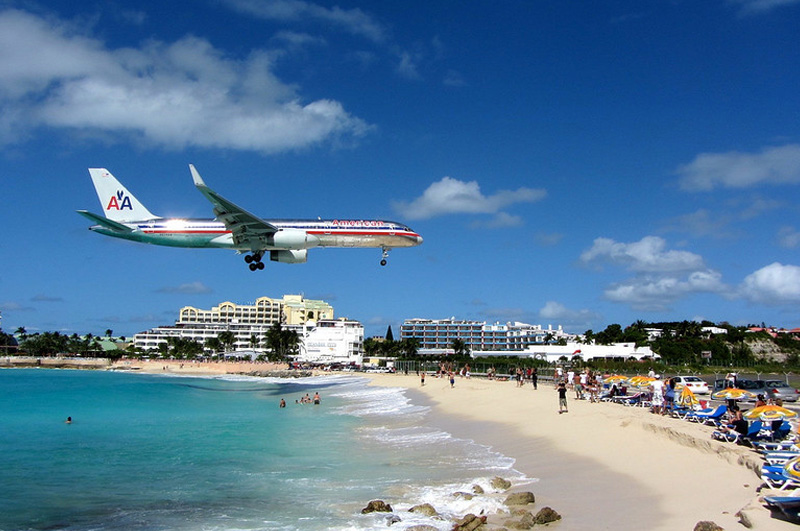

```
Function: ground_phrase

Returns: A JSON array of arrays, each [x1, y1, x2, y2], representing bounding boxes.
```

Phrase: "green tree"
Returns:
[[204, 337, 222, 356], [218, 331, 236, 353], [264, 322, 300, 362], [451, 338, 470, 358]]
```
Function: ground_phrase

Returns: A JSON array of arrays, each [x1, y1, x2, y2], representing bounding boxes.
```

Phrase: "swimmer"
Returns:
[[313, 392, 320, 405], [279, 399, 286, 408], [65, 416, 72, 424]]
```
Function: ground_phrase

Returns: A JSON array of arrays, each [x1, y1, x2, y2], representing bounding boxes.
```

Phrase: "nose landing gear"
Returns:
[[244, 251, 265, 271]]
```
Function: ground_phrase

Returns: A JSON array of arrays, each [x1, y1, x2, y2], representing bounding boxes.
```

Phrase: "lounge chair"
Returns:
[[764, 495, 800, 522], [687, 404, 727, 426], [763, 450, 800, 466], [712, 420, 765, 445], [761, 463, 800, 491]]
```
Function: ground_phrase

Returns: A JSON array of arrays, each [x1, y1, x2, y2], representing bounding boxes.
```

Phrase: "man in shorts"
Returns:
[[557, 381, 568, 414]]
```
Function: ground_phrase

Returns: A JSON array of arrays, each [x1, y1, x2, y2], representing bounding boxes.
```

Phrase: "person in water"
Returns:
[[313, 392, 320, 405], [65, 416, 72, 424], [279, 399, 286, 408]]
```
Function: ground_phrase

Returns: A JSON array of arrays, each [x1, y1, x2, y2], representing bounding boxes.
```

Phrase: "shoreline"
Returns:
[[365, 372, 794, 530], [6, 360, 796, 528]]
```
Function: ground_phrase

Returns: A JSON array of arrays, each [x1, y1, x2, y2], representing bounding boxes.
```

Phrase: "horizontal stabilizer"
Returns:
[[76, 210, 133, 233]]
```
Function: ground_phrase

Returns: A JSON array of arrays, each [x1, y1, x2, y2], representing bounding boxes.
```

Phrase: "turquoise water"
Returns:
[[0, 369, 521, 531]]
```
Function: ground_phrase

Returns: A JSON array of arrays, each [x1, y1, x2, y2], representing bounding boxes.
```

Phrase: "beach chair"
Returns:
[[764, 495, 800, 522], [754, 439, 799, 453], [612, 392, 643, 405], [761, 464, 800, 491], [712, 420, 765, 444], [764, 450, 800, 466], [687, 404, 727, 426]]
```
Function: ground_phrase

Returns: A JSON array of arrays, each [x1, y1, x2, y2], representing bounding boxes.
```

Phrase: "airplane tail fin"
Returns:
[[87, 168, 159, 222]]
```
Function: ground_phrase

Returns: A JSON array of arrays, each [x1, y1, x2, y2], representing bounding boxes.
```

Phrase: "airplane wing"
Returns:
[[76, 210, 134, 232], [189, 164, 278, 249]]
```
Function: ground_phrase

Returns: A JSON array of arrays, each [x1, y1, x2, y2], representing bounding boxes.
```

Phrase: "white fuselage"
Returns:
[[90, 218, 423, 251]]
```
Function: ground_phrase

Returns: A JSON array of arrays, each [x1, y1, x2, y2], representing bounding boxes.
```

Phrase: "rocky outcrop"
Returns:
[[239, 370, 313, 378], [491, 476, 512, 490], [361, 500, 393, 514], [451, 513, 486, 531], [504, 492, 535, 506], [409, 503, 439, 517], [693, 522, 724, 531], [534, 507, 561, 524]]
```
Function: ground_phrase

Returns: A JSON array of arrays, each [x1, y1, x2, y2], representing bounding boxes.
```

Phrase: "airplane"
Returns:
[[77, 165, 423, 271]]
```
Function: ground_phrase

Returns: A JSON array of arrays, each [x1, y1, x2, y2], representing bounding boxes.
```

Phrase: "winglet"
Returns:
[[189, 164, 206, 188]]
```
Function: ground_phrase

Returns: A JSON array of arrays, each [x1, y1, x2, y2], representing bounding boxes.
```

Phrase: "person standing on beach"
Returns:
[[531, 368, 538, 390], [420, 371, 425, 386], [449, 372, 455, 388], [557, 381, 568, 413], [650, 375, 665, 414]]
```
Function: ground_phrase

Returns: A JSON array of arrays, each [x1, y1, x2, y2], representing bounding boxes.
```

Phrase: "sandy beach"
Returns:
[[104, 359, 795, 529], [364, 372, 796, 530]]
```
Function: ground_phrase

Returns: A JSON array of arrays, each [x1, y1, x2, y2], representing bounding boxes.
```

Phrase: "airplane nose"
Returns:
[[416, 235, 424, 245]]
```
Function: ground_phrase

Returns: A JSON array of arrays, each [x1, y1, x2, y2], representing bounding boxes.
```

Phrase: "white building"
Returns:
[[134, 295, 344, 356], [295, 319, 364, 365], [470, 342, 657, 363], [401, 318, 575, 351]]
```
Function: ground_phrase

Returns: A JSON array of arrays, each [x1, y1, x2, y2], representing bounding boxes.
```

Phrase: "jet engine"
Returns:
[[268, 229, 320, 249], [270, 249, 308, 264]]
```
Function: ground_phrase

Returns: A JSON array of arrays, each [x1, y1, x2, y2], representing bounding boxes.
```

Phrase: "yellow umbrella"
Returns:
[[743, 404, 798, 422], [678, 386, 699, 407], [604, 375, 628, 384], [632, 376, 655, 388], [711, 388, 756, 401], [784, 456, 800, 480]]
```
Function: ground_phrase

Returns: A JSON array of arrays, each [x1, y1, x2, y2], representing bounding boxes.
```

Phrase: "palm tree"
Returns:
[[218, 331, 236, 353]]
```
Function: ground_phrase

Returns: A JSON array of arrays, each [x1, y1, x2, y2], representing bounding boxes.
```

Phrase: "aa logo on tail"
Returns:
[[106, 190, 132, 211]]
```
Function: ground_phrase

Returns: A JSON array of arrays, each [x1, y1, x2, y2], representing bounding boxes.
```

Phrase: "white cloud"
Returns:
[[393, 176, 546, 220], [156, 282, 213, 294], [580, 236, 730, 310], [0, 9, 369, 152], [729, 0, 800, 14], [469, 212, 524, 229], [220, 0, 387, 43], [677, 144, 800, 191], [778, 226, 800, 248], [741, 262, 800, 303], [539, 301, 601, 326], [580, 236, 705, 273], [604, 270, 728, 311]]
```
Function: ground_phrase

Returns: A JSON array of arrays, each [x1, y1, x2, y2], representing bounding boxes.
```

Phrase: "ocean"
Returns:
[[0, 369, 524, 531]]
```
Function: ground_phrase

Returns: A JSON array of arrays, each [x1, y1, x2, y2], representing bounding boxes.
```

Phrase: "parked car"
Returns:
[[672, 375, 710, 394], [751, 379, 800, 402], [713, 378, 800, 402]]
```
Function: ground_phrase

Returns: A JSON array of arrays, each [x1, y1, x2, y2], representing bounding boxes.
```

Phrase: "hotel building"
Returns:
[[133, 295, 363, 364], [400, 318, 573, 352]]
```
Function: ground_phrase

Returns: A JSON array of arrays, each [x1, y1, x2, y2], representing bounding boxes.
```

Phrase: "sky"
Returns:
[[1, 0, 800, 339]]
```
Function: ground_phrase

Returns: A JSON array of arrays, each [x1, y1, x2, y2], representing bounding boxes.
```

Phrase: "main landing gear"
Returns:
[[380, 247, 389, 267], [244, 252, 265, 271]]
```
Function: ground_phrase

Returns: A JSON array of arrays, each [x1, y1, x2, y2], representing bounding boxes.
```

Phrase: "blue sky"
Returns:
[[1, 0, 800, 339]]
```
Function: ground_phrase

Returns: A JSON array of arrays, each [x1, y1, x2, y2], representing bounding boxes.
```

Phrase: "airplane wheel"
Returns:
[[257, 262, 265, 270], [245, 255, 254, 263], [249, 263, 258, 271], [380, 259, 387, 266]]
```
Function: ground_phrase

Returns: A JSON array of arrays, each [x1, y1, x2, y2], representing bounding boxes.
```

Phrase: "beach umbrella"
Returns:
[[677, 386, 699, 407], [784, 456, 800, 480], [632, 376, 655, 388], [743, 404, 798, 422], [604, 375, 627, 384], [711, 388, 756, 401]]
